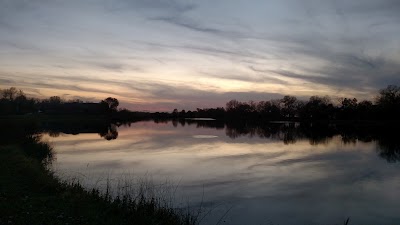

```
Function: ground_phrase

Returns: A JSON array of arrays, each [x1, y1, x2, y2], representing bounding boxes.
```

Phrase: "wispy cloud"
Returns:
[[1, 0, 399, 110]]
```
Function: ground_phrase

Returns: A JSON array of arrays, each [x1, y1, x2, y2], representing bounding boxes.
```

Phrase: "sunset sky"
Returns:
[[1, 0, 399, 111]]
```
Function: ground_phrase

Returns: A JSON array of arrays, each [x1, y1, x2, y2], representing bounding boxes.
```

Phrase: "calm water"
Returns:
[[43, 120, 400, 225]]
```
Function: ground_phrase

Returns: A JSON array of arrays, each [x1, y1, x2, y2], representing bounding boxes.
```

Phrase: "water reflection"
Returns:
[[38, 120, 400, 225], [0, 120, 55, 166], [131, 119, 400, 162], [99, 124, 118, 140]]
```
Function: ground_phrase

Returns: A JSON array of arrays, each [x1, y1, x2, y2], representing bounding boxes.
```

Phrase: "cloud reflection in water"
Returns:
[[45, 121, 400, 225]]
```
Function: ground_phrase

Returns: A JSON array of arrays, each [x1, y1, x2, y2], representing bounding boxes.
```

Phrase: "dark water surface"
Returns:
[[43, 121, 400, 225]]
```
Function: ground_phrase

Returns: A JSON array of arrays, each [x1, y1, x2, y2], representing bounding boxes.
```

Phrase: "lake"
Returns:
[[42, 120, 400, 225]]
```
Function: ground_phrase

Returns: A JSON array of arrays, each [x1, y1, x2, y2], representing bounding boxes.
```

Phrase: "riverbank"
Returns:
[[0, 139, 197, 225]]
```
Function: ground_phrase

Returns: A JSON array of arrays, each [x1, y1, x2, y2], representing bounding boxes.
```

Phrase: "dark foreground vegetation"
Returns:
[[0, 121, 197, 225], [1, 85, 400, 122]]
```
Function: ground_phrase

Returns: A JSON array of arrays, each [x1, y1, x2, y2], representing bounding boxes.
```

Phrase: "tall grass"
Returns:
[[62, 174, 201, 225], [1, 135, 201, 225]]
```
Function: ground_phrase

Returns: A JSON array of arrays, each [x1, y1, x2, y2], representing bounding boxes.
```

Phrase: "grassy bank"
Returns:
[[0, 137, 197, 225]]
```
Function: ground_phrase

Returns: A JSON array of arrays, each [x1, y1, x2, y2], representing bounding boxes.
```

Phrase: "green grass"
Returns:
[[0, 138, 198, 225]]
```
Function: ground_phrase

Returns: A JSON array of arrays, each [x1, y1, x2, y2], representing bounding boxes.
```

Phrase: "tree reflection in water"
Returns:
[[99, 124, 118, 141], [154, 120, 400, 163], [2, 119, 398, 163]]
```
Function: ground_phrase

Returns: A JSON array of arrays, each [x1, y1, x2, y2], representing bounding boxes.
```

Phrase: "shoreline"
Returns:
[[0, 140, 198, 225]]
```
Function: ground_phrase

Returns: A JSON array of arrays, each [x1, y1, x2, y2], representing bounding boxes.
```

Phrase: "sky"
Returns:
[[0, 0, 399, 111]]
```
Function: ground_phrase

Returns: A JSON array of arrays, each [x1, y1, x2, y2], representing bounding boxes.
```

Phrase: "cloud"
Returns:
[[344, 0, 400, 16], [0, 71, 287, 111], [201, 71, 288, 85], [1, 0, 400, 110], [106, 0, 196, 14], [151, 16, 225, 35]]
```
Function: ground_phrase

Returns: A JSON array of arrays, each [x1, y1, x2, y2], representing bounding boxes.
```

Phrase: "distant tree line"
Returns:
[[0, 87, 119, 116], [1, 85, 400, 121], [169, 85, 400, 121]]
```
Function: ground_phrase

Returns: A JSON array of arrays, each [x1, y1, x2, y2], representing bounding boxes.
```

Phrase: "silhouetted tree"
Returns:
[[281, 95, 298, 118], [0, 87, 37, 114], [301, 96, 333, 120], [255, 100, 281, 120], [101, 97, 119, 112], [172, 108, 178, 118], [357, 100, 374, 120], [1, 87, 18, 100], [48, 96, 63, 104], [186, 110, 194, 118], [338, 97, 358, 120], [226, 100, 240, 112], [376, 85, 400, 105], [341, 98, 358, 109], [376, 85, 400, 119], [225, 100, 258, 119], [179, 110, 186, 118], [68, 98, 84, 103], [14, 90, 33, 114], [14, 90, 27, 102]]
